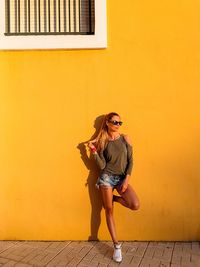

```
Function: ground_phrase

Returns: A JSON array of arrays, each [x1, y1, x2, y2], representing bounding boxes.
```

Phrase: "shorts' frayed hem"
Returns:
[[96, 173, 125, 190], [95, 184, 113, 190]]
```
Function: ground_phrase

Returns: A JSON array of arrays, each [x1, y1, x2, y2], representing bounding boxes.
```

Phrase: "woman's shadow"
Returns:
[[77, 115, 104, 241]]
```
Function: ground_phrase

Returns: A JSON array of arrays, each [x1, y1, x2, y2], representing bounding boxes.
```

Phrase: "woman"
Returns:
[[88, 112, 140, 263]]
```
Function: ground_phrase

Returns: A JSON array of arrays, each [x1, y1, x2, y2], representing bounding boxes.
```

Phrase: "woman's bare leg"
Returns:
[[100, 186, 119, 244], [114, 184, 140, 210]]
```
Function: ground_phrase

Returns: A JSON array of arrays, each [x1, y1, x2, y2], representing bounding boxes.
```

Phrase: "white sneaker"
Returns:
[[113, 243, 122, 263]]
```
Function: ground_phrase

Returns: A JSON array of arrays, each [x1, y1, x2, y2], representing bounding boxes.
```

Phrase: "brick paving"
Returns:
[[0, 241, 199, 267]]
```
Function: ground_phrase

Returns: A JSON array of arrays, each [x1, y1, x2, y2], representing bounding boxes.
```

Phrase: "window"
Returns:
[[0, 0, 107, 49], [5, 0, 95, 35]]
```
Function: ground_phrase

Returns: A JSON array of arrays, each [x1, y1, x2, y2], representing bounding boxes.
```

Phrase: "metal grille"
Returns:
[[5, 0, 95, 35]]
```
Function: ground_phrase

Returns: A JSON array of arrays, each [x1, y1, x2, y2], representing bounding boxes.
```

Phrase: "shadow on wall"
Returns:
[[77, 115, 104, 241]]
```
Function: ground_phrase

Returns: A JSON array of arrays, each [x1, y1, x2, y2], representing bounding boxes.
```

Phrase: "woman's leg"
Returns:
[[100, 186, 119, 244], [114, 184, 140, 210]]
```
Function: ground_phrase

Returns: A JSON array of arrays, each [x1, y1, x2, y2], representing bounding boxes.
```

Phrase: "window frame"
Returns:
[[0, 0, 107, 50]]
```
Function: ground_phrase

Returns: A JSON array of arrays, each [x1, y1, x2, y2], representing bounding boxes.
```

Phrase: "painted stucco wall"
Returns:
[[0, 0, 200, 240]]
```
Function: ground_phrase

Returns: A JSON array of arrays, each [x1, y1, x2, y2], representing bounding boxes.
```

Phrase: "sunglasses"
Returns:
[[109, 120, 123, 126]]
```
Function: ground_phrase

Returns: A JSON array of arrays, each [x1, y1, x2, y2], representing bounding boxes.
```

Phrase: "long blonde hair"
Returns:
[[94, 112, 120, 151]]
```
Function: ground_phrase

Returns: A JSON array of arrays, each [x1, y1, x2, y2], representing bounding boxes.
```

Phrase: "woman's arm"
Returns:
[[124, 135, 133, 176], [88, 141, 106, 170], [120, 135, 133, 193]]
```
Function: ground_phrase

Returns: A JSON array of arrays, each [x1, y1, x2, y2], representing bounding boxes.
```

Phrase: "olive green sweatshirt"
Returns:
[[93, 135, 133, 176]]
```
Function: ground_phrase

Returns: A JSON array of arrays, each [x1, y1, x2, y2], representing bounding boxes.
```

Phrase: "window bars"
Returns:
[[5, 0, 95, 35]]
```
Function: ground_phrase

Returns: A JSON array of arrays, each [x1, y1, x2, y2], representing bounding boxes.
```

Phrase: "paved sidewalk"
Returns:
[[0, 241, 199, 267]]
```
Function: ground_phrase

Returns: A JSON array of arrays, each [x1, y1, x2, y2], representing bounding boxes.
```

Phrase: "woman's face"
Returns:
[[106, 115, 122, 132]]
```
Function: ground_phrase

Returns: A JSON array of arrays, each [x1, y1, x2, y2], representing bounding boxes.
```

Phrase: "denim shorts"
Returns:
[[96, 172, 125, 189]]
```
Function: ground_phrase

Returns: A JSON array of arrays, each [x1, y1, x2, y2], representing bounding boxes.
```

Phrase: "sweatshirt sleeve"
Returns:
[[93, 149, 106, 170], [125, 144, 133, 175]]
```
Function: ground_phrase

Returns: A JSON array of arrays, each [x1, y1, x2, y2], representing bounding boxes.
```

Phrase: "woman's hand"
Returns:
[[88, 141, 95, 149], [120, 175, 130, 193], [120, 178, 129, 193], [88, 141, 97, 154]]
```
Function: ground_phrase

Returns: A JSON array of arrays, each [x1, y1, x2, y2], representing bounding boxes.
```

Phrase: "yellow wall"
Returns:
[[0, 0, 200, 241]]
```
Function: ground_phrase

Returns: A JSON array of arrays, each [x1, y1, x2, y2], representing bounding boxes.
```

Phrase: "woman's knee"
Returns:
[[129, 200, 140, 210]]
